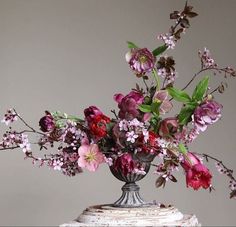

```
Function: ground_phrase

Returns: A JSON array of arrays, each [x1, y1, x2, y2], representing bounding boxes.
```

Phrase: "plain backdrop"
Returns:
[[0, 0, 236, 226]]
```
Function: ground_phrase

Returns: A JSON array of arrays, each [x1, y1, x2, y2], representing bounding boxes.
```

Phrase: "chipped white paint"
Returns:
[[60, 204, 201, 226]]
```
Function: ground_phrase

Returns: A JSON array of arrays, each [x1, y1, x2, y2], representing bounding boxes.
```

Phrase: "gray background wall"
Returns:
[[0, 0, 236, 226]]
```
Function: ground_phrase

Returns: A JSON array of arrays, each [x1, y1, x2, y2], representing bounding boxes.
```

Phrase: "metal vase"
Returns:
[[109, 153, 155, 208]]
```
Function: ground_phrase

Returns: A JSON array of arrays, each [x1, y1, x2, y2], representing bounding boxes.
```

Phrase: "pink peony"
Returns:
[[126, 48, 156, 76], [193, 100, 222, 132], [114, 91, 144, 119], [181, 152, 212, 190], [78, 144, 105, 172], [113, 153, 135, 175]]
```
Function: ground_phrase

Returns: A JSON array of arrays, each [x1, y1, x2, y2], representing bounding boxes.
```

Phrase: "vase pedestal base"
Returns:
[[60, 204, 200, 226]]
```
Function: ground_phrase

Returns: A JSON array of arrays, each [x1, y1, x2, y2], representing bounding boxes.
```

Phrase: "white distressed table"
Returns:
[[60, 204, 200, 226]]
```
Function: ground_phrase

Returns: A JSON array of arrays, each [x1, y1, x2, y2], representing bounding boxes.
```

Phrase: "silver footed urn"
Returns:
[[109, 152, 155, 208]]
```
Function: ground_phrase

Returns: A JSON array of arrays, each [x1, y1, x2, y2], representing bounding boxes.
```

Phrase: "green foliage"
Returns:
[[151, 101, 161, 115], [192, 76, 209, 101], [178, 143, 188, 154], [51, 111, 82, 128], [152, 45, 168, 57], [167, 87, 191, 102], [127, 41, 139, 49], [138, 104, 152, 113], [178, 102, 197, 125]]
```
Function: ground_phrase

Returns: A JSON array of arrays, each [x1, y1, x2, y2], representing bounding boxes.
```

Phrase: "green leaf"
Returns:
[[178, 143, 188, 154], [138, 104, 152, 113], [178, 103, 197, 125], [151, 101, 161, 115], [152, 45, 168, 57], [127, 41, 138, 49], [55, 119, 65, 128], [167, 87, 191, 103], [192, 76, 209, 101]]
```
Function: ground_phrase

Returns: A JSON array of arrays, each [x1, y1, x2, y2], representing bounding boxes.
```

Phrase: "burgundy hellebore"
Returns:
[[114, 91, 144, 120], [39, 111, 55, 132], [126, 48, 156, 77], [181, 152, 212, 190]]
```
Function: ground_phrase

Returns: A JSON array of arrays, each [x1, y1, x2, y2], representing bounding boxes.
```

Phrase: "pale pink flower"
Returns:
[[158, 33, 175, 49], [153, 90, 173, 114], [78, 144, 104, 172], [198, 47, 217, 68]]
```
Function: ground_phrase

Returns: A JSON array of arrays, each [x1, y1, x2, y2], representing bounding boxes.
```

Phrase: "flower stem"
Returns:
[[152, 69, 160, 91], [13, 108, 45, 136]]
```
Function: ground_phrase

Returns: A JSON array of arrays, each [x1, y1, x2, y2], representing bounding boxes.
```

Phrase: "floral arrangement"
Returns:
[[1, 3, 236, 199]]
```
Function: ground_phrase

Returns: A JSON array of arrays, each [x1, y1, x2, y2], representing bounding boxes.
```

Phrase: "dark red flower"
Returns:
[[39, 111, 55, 132], [89, 114, 111, 138], [84, 106, 103, 123], [182, 152, 212, 190], [113, 153, 135, 175], [141, 131, 159, 153]]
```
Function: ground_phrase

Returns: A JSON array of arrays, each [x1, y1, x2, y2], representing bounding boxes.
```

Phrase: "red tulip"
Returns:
[[182, 152, 212, 190]]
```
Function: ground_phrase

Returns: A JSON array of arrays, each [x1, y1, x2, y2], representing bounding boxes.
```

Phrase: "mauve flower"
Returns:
[[126, 48, 156, 76], [181, 152, 212, 190], [113, 153, 135, 175], [84, 106, 103, 123], [153, 90, 173, 114], [39, 111, 55, 132], [114, 91, 144, 119], [159, 117, 178, 137], [78, 144, 104, 172], [193, 100, 222, 132]]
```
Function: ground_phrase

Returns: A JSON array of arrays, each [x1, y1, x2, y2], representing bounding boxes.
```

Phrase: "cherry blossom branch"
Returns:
[[199, 153, 235, 182], [13, 108, 45, 136], [181, 67, 235, 92], [0, 146, 19, 151], [111, 109, 118, 119]]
